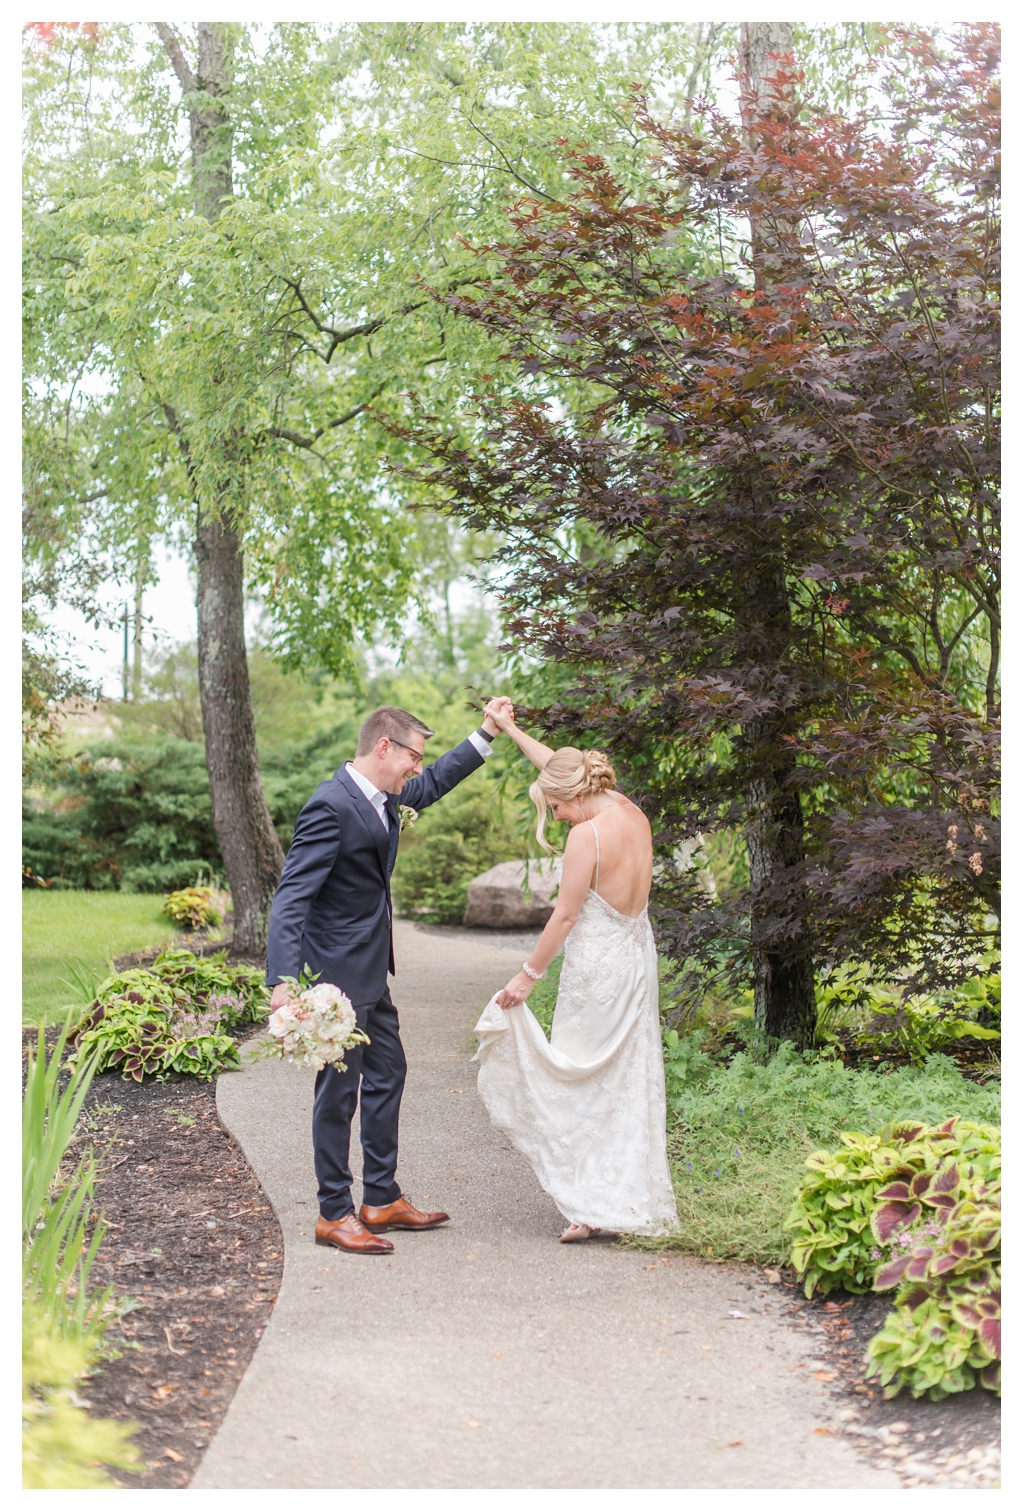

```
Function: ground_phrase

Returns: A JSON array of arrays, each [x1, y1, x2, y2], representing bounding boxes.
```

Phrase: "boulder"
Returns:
[[462, 858, 560, 929]]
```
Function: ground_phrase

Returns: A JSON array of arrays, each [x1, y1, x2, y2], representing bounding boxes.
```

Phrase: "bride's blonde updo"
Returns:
[[529, 747, 616, 853]]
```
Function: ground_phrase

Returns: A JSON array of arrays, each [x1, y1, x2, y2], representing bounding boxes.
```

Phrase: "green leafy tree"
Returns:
[[24, 20, 741, 944]]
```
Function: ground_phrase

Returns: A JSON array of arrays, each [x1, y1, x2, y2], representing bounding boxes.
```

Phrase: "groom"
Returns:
[[265, 701, 505, 1254]]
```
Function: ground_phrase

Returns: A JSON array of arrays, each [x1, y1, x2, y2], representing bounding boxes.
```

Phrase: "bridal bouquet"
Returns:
[[254, 970, 369, 1073]]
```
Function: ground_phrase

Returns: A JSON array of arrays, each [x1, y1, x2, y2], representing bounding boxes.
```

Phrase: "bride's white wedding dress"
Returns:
[[473, 823, 678, 1233]]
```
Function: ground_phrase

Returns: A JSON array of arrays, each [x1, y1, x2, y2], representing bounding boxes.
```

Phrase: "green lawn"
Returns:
[[22, 891, 183, 1025]]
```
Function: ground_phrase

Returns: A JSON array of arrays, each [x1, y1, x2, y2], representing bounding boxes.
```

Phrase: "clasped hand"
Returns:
[[483, 695, 516, 732], [496, 970, 534, 1011]]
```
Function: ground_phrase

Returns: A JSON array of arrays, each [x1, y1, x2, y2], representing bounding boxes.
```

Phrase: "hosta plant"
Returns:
[[70, 949, 268, 1082], [866, 1164, 1000, 1400], [785, 1118, 999, 1298]]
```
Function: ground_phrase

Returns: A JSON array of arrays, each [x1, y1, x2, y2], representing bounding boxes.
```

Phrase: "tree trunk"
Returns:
[[738, 21, 803, 293], [738, 22, 818, 1048], [157, 21, 284, 950], [195, 510, 283, 950]]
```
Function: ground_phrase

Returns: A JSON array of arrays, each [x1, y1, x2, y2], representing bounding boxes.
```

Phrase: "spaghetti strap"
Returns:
[[588, 818, 601, 897]]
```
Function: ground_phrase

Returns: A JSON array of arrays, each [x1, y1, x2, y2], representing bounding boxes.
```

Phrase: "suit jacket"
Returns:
[[265, 737, 486, 1005]]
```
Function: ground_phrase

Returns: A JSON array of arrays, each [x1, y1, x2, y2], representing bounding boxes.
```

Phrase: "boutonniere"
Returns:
[[398, 805, 419, 834]]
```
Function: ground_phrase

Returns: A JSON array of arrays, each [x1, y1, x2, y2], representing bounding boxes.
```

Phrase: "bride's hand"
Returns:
[[495, 971, 534, 1010], [483, 696, 517, 732]]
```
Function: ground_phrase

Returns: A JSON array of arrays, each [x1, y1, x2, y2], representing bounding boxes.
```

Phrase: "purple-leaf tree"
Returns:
[[389, 24, 999, 1047]]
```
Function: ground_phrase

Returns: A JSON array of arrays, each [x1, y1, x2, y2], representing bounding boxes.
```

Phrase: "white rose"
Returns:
[[306, 982, 344, 1010], [269, 1007, 294, 1039]]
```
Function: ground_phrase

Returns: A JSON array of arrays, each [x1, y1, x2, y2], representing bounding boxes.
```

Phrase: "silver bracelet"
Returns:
[[522, 961, 543, 981]]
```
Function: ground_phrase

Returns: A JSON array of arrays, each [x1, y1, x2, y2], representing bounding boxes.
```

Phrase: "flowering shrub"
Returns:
[[70, 949, 268, 1081], [785, 1118, 999, 1298]]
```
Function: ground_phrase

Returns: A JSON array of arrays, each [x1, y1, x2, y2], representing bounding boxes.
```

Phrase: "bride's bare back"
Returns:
[[561, 791, 652, 920]]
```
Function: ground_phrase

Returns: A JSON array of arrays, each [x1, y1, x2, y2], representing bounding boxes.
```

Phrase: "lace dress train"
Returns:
[[473, 825, 678, 1234]]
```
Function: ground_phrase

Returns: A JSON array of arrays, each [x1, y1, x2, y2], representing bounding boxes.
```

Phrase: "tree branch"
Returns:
[[280, 274, 482, 365], [154, 23, 198, 97], [267, 384, 386, 449]]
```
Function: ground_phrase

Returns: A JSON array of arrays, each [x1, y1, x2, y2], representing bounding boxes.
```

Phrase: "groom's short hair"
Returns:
[[357, 706, 434, 756]]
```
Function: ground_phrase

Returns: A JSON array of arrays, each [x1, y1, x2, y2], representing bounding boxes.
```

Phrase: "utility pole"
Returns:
[[133, 555, 145, 701], [120, 603, 130, 702]]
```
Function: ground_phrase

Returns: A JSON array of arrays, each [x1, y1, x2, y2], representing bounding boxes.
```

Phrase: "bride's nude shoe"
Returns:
[[559, 1223, 592, 1242]]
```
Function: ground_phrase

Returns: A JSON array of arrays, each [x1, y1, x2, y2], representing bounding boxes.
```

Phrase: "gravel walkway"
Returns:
[[193, 920, 900, 1490]]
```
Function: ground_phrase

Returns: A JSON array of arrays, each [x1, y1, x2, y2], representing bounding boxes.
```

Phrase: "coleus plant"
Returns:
[[70, 950, 267, 1082], [785, 1118, 998, 1298], [865, 1155, 1000, 1398]]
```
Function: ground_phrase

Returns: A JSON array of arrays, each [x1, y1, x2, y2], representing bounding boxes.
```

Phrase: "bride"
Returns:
[[474, 700, 678, 1242]]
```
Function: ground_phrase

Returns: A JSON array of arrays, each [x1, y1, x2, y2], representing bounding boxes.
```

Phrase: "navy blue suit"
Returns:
[[265, 737, 486, 1217]]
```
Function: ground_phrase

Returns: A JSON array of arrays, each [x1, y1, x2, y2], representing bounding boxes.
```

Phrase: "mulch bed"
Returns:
[[775, 1277, 1000, 1478], [25, 941, 284, 1490]]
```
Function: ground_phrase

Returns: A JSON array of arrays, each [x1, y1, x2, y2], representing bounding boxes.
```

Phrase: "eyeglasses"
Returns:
[[386, 737, 425, 766]]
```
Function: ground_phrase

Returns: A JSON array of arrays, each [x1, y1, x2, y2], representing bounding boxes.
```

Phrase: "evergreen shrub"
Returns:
[[391, 784, 522, 924]]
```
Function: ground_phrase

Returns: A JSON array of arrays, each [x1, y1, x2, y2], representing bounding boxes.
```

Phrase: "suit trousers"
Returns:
[[312, 990, 407, 1219]]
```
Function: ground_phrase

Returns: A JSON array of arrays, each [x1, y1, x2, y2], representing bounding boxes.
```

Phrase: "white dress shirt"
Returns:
[[344, 730, 492, 831]]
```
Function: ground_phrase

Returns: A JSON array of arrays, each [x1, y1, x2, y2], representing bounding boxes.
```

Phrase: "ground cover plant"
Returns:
[[816, 965, 1001, 1065], [71, 950, 269, 1082], [22, 891, 183, 1026], [662, 1050, 999, 1266], [161, 886, 224, 931]]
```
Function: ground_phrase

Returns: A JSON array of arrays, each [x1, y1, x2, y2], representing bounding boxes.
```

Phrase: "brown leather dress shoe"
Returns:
[[359, 1195, 450, 1232], [315, 1213, 394, 1254]]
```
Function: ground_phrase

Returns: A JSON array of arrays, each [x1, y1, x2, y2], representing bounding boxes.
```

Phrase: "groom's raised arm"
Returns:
[[266, 793, 341, 985], [399, 728, 493, 812]]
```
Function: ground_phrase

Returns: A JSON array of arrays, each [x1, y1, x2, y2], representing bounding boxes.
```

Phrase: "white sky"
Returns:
[[51, 539, 491, 697], [49, 544, 201, 699]]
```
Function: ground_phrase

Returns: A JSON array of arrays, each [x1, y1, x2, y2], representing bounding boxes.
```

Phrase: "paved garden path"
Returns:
[[193, 920, 897, 1490]]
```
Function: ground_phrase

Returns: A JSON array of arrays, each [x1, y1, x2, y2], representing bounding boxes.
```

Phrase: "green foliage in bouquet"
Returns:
[[71, 949, 268, 1081], [161, 885, 223, 930], [866, 1150, 1000, 1400], [785, 1118, 999, 1298]]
